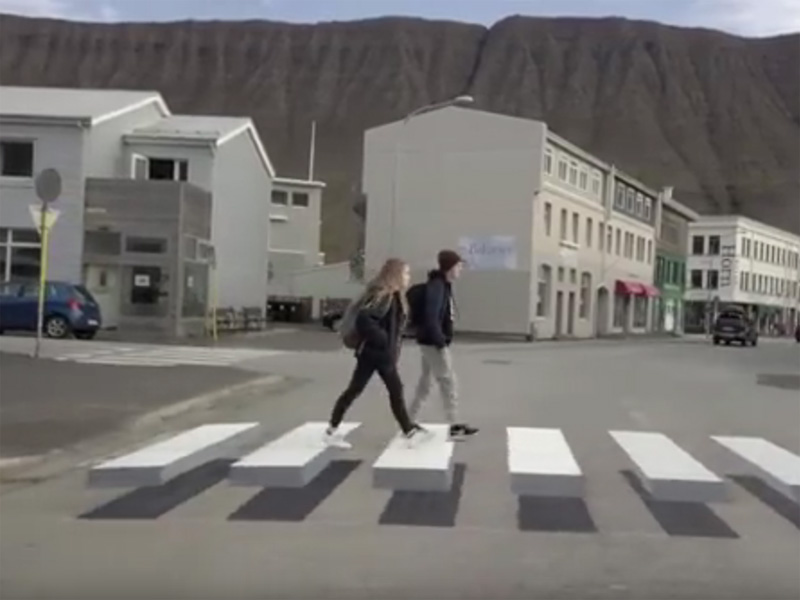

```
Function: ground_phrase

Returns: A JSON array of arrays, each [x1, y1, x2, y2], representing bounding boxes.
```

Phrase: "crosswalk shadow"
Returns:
[[621, 470, 739, 539], [731, 475, 800, 529], [228, 460, 362, 522], [79, 460, 232, 520], [378, 464, 467, 528], [517, 497, 597, 533]]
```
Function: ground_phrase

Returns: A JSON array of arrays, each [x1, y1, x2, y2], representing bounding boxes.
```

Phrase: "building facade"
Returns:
[[652, 191, 699, 334], [362, 106, 663, 339], [0, 86, 275, 335], [684, 215, 800, 334]]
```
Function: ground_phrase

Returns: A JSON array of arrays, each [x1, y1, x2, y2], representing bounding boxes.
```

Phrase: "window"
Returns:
[[579, 272, 592, 318], [572, 212, 579, 243], [0, 227, 41, 282], [633, 296, 648, 328], [570, 268, 577, 284], [644, 198, 652, 221], [613, 293, 626, 328], [606, 226, 613, 252], [626, 188, 635, 211], [125, 236, 167, 254], [635, 193, 644, 216], [544, 202, 552, 236], [557, 266, 565, 282], [647, 239, 653, 264], [148, 158, 188, 181], [708, 235, 720, 255], [741, 271, 749, 291], [271, 190, 288, 205], [536, 264, 551, 317], [544, 149, 553, 174], [560, 209, 568, 240], [591, 172, 601, 197], [691, 235, 705, 255], [84, 231, 121, 256], [707, 269, 719, 289], [558, 159, 568, 180], [743, 238, 750, 258], [579, 169, 588, 190], [598, 222, 604, 251], [690, 270, 703, 288], [568, 161, 578, 185], [292, 192, 309, 207], [586, 217, 593, 248], [0, 140, 34, 177], [615, 184, 625, 208], [615, 229, 621, 255]]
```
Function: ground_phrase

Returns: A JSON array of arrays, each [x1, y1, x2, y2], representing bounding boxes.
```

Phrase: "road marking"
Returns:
[[229, 421, 360, 487], [372, 424, 454, 492], [87, 423, 263, 488], [712, 435, 800, 502], [507, 427, 584, 497], [610, 430, 728, 502]]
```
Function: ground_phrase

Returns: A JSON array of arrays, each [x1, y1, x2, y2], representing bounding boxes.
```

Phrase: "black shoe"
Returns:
[[449, 424, 479, 440]]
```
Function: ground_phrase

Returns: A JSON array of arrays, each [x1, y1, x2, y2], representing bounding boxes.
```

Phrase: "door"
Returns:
[[567, 292, 576, 336], [596, 287, 609, 336], [555, 291, 564, 337], [664, 299, 675, 332], [84, 265, 119, 329]]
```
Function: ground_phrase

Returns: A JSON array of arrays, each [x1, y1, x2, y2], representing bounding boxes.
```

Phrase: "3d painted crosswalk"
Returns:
[[53, 344, 286, 367], [87, 422, 800, 514]]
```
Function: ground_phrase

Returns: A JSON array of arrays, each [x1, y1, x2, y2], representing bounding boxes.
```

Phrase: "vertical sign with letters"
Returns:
[[719, 241, 736, 288]]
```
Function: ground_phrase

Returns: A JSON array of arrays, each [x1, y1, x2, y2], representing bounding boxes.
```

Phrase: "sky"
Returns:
[[0, 0, 798, 38]]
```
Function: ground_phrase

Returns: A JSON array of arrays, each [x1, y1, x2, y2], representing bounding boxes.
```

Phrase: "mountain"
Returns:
[[1, 13, 798, 261]]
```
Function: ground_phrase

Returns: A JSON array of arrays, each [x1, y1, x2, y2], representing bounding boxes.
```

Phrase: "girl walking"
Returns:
[[324, 258, 432, 448]]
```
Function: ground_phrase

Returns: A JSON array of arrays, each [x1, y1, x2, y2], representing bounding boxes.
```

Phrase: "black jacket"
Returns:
[[416, 270, 454, 349], [355, 291, 407, 365]]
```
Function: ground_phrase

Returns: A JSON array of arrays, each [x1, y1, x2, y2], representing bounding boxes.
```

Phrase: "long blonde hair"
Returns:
[[363, 258, 409, 315]]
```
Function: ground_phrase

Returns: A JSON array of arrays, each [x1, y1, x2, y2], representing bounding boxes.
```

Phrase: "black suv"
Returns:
[[713, 310, 758, 347]]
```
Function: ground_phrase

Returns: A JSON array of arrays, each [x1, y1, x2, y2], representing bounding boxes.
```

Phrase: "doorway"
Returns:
[[596, 287, 609, 336], [567, 291, 575, 335], [84, 265, 120, 329], [555, 291, 564, 337]]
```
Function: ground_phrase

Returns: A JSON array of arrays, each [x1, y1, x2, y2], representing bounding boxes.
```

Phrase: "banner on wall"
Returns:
[[458, 235, 517, 270]]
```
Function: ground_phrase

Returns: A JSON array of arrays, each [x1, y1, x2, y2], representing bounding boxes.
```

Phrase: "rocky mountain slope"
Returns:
[[1, 13, 797, 260]]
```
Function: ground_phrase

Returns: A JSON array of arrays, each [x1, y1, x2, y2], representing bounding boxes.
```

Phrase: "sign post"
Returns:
[[32, 169, 62, 358]]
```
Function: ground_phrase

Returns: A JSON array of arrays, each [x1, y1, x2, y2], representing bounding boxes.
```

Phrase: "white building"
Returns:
[[0, 86, 275, 334], [363, 106, 663, 340], [684, 215, 800, 333]]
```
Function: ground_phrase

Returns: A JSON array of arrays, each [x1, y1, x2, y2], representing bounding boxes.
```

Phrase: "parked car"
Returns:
[[712, 309, 758, 347], [0, 280, 102, 339]]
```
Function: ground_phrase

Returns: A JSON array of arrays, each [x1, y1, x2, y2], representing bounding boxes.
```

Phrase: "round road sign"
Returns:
[[35, 168, 62, 204]]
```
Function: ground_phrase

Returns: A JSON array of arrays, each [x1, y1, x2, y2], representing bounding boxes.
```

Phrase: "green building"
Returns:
[[653, 193, 699, 333]]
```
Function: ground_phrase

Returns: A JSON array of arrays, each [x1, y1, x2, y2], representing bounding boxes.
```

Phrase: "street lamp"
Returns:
[[388, 94, 475, 255]]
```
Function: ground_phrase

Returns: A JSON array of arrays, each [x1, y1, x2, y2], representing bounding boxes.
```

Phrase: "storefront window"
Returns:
[[0, 228, 41, 282], [613, 293, 626, 327], [633, 296, 648, 328]]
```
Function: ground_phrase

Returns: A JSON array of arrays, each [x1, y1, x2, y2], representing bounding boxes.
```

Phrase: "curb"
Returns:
[[131, 374, 285, 429]]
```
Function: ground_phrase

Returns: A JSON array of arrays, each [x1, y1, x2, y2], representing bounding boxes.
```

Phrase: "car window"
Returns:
[[0, 282, 22, 297], [20, 283, 57, 299], [73, 285, 94, 304], [718, 311, 744, 320]]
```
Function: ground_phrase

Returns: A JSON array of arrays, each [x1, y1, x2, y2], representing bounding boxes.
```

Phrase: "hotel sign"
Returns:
[[720, 242, 736, 288]]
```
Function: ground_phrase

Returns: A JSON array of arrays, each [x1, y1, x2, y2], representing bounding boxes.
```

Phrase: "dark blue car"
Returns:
[[0, 280, 102, 339]]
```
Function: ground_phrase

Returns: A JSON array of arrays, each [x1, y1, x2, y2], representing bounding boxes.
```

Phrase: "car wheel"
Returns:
[[44, 315, 71, 339]]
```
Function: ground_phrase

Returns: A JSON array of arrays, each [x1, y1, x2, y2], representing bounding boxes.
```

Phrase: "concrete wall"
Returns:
[[363, 107, 545, 336], [213, 131, 271, 308], [0, 121, 86, 282]]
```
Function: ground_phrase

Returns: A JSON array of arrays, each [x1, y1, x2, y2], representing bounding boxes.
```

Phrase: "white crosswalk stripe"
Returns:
[[50, 343, 286, 367], [83, 421, 800, 534]]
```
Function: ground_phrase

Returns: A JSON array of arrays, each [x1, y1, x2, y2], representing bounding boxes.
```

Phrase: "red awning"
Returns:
[[615, 280, 645, 295], [641, 284, 660, 297]]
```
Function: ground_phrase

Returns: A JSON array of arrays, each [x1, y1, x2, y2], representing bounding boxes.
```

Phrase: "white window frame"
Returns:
[[0, 138, 35, 180], [0, 227, 42, 282], [544, 148, 553, 174], [578, 168, 588, 190]]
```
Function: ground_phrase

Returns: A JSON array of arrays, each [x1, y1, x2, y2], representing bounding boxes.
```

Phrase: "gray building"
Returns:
[[0, 86, 275, 336]]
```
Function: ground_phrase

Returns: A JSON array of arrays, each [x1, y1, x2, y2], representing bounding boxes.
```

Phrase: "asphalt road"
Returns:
[[0, 337, 798, 599], [0, 353, 259, 459]]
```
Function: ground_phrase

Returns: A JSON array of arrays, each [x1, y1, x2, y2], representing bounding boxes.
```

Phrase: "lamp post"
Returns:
[[388, 94, 474, 256]]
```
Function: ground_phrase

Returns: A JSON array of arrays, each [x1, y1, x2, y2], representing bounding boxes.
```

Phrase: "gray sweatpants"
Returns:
[[408, 345, 459, 424]]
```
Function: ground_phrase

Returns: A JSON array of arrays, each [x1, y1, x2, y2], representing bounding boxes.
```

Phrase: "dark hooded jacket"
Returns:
[[354, 290, 407, 365], [415, 270, 454, 349]]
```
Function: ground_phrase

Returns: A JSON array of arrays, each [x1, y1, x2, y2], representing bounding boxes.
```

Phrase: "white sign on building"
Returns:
[[458, 235, 517, 270]]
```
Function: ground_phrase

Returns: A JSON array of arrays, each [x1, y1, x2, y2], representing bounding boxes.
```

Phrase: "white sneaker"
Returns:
[[323, 429, 352, 449], [403, 425, 434, 448]]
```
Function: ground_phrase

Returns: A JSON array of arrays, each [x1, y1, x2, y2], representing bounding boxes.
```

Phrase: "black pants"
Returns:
[[329, 356, 415, 434]]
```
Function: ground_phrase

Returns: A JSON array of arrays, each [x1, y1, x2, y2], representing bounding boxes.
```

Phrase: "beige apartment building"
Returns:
[[362, 106, 663, 339]]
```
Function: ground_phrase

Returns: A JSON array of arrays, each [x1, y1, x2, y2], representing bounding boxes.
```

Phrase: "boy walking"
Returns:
[[407, 249, 479, 440]]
